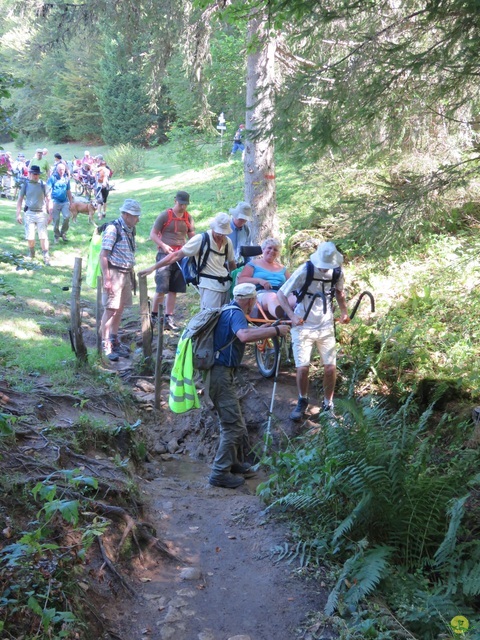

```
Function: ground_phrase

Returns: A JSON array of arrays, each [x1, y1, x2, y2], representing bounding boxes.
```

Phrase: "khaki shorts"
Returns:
[[102, 269, 133, 310], [24, 210, 48, 241], [199, 287, 230, 310], [291, 326, 336, 368]]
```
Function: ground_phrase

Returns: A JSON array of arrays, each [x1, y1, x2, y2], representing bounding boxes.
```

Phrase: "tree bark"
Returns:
[[244, 12, 277, 243]]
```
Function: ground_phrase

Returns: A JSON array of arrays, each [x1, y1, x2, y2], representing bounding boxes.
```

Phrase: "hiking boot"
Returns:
[[113, 341, 131, 358], [53, 236, 60, 244], [150, 313, 159, 327], [164, 314, 178, 331], [290, 396, 309, 422], [209, 473, 245, 489], [102, 340, 119, 362], [43, 252, 50, 266], [231, 462, 257, 477], [321, 400, 335, 416], [28, 247, 35, 259], [61, 234, 68, 242]]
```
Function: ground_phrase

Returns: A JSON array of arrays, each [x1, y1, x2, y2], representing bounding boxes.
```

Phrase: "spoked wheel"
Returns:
[[255, 336, 279, 378], [73, 180, 84, 196]]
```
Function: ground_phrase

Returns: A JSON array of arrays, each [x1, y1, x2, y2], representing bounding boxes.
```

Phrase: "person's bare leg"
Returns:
[[165, 292, 177, 316], [323, 364, 336, 405]]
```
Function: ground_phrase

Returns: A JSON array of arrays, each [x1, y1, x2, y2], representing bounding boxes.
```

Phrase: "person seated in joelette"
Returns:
[[236, 237, 296, 319]]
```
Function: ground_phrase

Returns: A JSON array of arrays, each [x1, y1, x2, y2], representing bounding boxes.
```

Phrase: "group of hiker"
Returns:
[[100, 190, 349, 489], [14, 150, 113, 265]]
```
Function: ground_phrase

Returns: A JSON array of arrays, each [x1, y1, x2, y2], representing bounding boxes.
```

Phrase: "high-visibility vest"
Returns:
[[168, 336, 200, 414]]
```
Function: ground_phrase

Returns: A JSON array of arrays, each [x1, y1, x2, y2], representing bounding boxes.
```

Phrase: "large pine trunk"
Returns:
[[244, 14, 277, 244]]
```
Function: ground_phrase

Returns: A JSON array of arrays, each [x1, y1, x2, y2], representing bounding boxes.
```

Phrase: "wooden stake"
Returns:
[[154, 303, 164, 411], [70, 257, 88, 362]]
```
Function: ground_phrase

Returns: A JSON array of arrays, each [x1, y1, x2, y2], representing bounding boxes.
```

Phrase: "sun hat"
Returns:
[[35, 148, 43, 155], [210, 212, 232, 235], [229, 201, 252, 221], [310, 241, 344, 270], [120, 199, 142, 216], [28, 165, 41, 174], [175, 190, 190, 204], [233, 283, 257, 299], [96, 154, 104, 161], [17, 153, 25, 159]]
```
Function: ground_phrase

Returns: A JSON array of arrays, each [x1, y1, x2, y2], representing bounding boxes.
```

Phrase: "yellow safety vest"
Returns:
[[169, 336, 200, 414]]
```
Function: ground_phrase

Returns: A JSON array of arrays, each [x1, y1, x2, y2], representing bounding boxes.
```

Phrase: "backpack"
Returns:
[[294, 260, 342, 304], [183, 303, 239, 370], [181, 232, 229, 287], [160, 208, 193, 234]]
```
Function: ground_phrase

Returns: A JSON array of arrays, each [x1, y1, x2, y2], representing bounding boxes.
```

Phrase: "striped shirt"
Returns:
[[102, 217, 136, 270]]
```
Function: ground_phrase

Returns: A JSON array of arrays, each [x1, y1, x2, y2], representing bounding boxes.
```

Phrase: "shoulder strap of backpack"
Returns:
[[160, 209, 193, 234], [295, 261, 314, 302], [197, 232, 211, 275]]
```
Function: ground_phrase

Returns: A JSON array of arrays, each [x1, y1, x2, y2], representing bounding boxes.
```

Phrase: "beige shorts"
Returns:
[[199, 287, 230, 310], [24, 210, 48, 241], [291, 326, 336, 368], [102, 269, 133, 310]]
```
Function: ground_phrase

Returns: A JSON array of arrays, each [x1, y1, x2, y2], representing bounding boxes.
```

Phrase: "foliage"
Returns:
[[259, 396, 480, 635], [106, 143, 146, 176], [0, 470, 100, 638]]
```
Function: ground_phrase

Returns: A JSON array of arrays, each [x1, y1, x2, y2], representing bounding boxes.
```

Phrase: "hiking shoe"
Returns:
[[164, 314, 178, 331], [53, 236, 60, 244], [43, 252, 50, 266], [209, 473, 245, 489], [321, 400, 335, 415], [150, 314, 159, 327], [290, 396, 309, 421], [231, 462, 257, 477], [102, 340, 119, 362], [113, 341, 131, 358], [61, 234, 68, 242]]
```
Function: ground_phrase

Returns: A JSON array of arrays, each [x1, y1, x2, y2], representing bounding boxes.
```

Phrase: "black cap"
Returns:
[[175, 190, 190, 204], [54, 153, 62, 160], [28, 165, 41, 174]]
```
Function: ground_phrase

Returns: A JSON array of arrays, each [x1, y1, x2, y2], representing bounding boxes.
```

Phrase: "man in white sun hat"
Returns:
[[277, 241, 349, 421], [227, 201, 253, 265], [140, 212, 236, 310], [208, 282, 290, 489]]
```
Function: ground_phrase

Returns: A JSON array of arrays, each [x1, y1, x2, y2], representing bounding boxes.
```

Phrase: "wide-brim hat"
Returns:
[[229, 201, 252, 221], [310, 241, 343, 269], [120, 198, 142, 216], [233, 283, 257, 299], [210, 212, 231, 235], [175, 190, 190, 204], [28, 165, 41, 174]]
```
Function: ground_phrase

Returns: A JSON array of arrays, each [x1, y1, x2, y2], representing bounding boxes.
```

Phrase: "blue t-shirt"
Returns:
[[47, 175, 71, 203], [213, 303, 248, 367]]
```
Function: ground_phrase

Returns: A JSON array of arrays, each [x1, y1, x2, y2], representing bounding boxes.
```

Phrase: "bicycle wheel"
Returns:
[[255, 336, 279, 378], [74, 180, 84, 196]]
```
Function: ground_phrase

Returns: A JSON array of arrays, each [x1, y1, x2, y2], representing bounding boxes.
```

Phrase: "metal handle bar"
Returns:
[[303, 291, 327, 321], [349, 291, 375, 321]]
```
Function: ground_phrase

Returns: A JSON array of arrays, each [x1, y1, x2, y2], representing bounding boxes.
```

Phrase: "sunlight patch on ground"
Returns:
[[111, 165, 225, 196], [1, 317, 47, 341]]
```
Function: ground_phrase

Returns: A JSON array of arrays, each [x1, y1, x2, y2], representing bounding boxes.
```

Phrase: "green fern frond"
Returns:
[[433, 494, 469, 567], [331, 493, 372, 546], [343, 545, 393, 608]]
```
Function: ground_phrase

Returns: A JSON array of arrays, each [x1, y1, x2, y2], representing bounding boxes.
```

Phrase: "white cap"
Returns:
[[233, 283, 257, 299]]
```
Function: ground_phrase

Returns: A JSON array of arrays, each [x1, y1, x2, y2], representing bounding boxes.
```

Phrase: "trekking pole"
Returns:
[[349, 291, 375, 321], [263, 320, 284, 456]]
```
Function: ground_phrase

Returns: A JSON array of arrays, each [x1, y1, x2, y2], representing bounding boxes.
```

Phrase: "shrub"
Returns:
[[107, 143, 146, 176]]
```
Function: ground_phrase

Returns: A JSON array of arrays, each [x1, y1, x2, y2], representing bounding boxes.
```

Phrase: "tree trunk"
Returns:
[[244, 13, 277, 243]]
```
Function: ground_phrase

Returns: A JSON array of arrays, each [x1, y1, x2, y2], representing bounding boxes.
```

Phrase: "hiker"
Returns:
[[149, 190, 195, 330], [230, 124, 245, 158], [95, 155, 111, 219], [227, 201, 253, 265], [100, 199, 141, 362], [139, 212, 236, 310], [237, 237, 296, 318], [208, 282, 290, 489], [277, 241, 349, 421], [16, 164, 51, 265], [47, 163, 74, 243]]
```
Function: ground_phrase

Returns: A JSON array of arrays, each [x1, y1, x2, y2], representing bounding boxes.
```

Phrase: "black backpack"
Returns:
[[294, 260, 342, 304], [180, 232, 229, 287]]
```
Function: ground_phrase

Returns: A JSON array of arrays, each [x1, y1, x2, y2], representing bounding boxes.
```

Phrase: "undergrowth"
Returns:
[[258, 396, 480, 638]]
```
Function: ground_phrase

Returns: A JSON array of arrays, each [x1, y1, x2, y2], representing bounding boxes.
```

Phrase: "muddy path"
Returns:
[[0, 299, 336, 640]]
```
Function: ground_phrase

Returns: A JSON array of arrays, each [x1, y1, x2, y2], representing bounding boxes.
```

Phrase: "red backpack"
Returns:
[[160, 208, 193, 235]]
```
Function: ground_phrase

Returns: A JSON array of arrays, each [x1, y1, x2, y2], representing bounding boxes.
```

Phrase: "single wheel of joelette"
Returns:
[[255, 336, 279, 378]]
